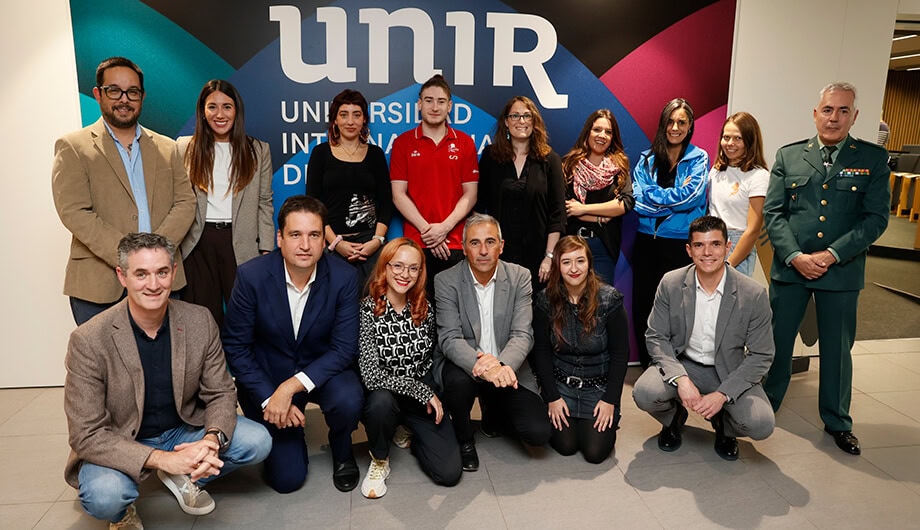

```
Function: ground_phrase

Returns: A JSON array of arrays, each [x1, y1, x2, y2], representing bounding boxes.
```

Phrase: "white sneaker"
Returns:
[[360, 454, 390, 499], [157, 469, 216, 515], [392, 425, 412, 449], [109, 503, 143, 529]]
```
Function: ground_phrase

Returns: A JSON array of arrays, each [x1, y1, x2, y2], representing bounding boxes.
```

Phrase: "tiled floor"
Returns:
[[3, 338, 920, 529]]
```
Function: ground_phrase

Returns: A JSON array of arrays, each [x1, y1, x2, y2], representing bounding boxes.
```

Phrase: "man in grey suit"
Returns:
[[64, 233, 270, 529], [435, 213, 551, 472], [633, 216, 775, 460], [52, 56, 195, 325]]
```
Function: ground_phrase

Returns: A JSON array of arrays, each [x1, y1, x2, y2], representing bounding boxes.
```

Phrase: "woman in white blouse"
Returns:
[[708, 112, 769, 276]]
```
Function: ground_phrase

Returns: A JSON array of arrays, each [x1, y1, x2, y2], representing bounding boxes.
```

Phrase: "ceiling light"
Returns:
[[892, 53, 920, 60], [893, 34, 917, 41]]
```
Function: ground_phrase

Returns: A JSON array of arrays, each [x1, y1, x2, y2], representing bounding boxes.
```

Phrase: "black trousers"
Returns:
[[632, 232, 692, 368], [440, 360, 551, 446], [362, 389, 461, 486], [183, 223, 237, 328], [549, 411, 620, 464], [423, 249, 464, 301]]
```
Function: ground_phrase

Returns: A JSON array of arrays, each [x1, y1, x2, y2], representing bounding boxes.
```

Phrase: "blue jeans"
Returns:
[[586, 236, 616, 285], [727, 229, 757, 276], [77, 418, 271, 522]]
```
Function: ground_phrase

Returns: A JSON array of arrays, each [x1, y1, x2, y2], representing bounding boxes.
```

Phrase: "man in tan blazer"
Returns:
[[52, 56, 195, 325], [64, 233, 271, 529]]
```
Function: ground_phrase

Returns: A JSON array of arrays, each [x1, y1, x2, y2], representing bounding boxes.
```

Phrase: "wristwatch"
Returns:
[[206, 428, 230, 453], [373, 235, 386, 244]]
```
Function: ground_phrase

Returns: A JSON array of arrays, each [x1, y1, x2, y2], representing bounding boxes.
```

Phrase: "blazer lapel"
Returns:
[[139, 129, 158, 208], [267, 254, 297, 345], [460, 267, 482, 346], [168, 302, 187, 410], [296, 257, 329, 345], [492, 262, 511, 348], [110, 302, 145, 421], [714, 270, 736, 353], [681, 267, 696, 348], [91, 120, 134, 201], [803, 138, 825, 176]]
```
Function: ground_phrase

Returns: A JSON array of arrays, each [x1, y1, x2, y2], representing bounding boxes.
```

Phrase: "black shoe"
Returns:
[[459, 442, 479, 472], [657, 402, 688, 452], [825, 427, 861, 455], [479, 420, 502, 439], [333, 458, 360, 492], [711, 412, 739, 461]]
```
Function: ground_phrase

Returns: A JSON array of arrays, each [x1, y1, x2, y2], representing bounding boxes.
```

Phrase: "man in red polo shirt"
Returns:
[[390, 74, 479, 292]]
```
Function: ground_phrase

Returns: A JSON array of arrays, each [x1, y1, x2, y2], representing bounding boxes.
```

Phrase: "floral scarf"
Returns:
[[572, 157, 620, 203]]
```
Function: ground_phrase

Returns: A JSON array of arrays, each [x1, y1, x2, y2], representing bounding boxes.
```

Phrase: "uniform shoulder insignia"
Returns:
[[780, 138, 809, 149], [851, 137, 886, 152]]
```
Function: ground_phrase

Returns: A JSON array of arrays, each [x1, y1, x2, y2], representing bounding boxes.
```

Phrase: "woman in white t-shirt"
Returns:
[[708, 112, 769, 276]]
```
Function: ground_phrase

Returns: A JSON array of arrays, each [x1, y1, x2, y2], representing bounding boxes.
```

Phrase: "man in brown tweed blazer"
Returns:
[[64, 233, 270, 529]]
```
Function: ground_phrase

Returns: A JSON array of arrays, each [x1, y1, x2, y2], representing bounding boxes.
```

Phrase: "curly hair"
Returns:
[[561, 109, 630, 194], [366, 238, 428, 326]]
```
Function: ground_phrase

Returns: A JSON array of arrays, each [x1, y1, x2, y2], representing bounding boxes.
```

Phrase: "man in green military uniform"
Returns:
[[763, 82, 890, 456]]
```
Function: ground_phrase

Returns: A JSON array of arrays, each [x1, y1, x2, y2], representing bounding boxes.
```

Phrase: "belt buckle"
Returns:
[[565, 375, 584, 389], [576, 227, 592, 238]]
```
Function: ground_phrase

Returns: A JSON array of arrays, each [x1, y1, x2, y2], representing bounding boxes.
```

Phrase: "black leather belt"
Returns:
[[206, 221, 232, 230], [553, 367, 607, 389], [576, 226, 597, 238]]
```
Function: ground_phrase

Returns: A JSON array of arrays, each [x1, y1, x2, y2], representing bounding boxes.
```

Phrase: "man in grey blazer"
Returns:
[[633, 216, 775, 460], [52, 57, 195, 325], [435, 213, 551, 472], [64, 233, 270, 529]]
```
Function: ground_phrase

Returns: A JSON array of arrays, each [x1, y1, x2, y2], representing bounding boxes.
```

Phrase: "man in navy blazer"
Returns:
[[223, 195, 363, 494]]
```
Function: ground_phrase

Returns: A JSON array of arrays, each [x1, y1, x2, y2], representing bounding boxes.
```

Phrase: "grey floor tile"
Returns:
[[869, 389, 920, 423], [0, 388, 43, 429], [854, 338, 920, 354], [853, 355, 920, 393], [32, 501, 98, 530], [626, 459, 813, 529], [880, 351, 920, 374], [0, 434, 71, 504], [862, 445, 920, 495], [0, 502, 51, 529], [748, 451, 920, 528], [739, 409, 825, 459], [493, 468, 661, 529], [350, 478, 502, 529], [0, 387, 67, 437]]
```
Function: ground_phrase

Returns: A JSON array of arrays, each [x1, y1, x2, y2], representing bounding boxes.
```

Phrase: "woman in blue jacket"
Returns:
[[632, 98, 708, 368]]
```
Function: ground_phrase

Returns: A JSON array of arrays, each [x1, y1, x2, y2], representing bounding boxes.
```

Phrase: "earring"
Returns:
[[506, 130, 510, 141], [332, 124, 340, 140]]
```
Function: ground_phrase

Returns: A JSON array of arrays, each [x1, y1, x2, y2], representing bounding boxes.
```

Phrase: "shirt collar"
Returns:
[[694, 266, 727, 297], [467, 263, 498, 288], [284, 262, 317, 293], [102, 121, 142, 145]]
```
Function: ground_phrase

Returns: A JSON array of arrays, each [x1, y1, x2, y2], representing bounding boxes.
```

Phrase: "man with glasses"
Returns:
[[52, 56, 195, 325], [390, 74, 479, 295], [433, 213, 551, 472]]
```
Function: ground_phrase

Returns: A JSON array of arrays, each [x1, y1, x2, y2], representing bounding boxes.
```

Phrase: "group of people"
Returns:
[[52, 56, 890, 529]]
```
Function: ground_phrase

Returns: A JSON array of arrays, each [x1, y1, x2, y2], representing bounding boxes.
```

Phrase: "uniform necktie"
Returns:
[[822, 145, 837, 175]]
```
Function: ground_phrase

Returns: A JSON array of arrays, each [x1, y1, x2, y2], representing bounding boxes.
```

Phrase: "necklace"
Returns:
[[337, 142, 362, 160]]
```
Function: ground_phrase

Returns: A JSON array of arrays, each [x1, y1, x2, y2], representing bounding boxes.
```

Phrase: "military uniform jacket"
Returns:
[[763, 135, 889, 291]]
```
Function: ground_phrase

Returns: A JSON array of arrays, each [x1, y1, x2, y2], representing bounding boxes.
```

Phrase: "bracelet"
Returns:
[[373, 235, 385, 244], [327, 235, 343, 252], [544, 252, 553, 259]]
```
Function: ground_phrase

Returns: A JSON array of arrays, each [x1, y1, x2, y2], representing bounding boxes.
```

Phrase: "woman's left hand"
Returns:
[[593, 400, 617, 432], [427, 395, 444, 424], [538, 257, 552, 283], [565, 199, 586, 218], [352, 237, 383, 261]]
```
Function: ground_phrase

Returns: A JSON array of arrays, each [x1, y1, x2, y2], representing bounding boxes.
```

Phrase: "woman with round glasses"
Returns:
[[560, 109, 634, 286], [631, 98, 708, 368], [531, 236, 629, 463], [178, 79, 274, 327], [477, 96, 565, 291], [307, 89, 391, 294], [708, 112, 769, 276], [358, 238, 461, 499]]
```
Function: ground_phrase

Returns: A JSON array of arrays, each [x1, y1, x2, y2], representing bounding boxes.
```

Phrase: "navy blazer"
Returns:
[[222, 250, 359, 405]]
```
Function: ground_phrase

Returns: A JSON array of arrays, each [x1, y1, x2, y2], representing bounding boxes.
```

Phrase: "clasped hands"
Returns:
[[791, 249, 837, 280], [421, 222, 452, 260], [263, 378, 306, 430], [147, 436, 223, 482], [472, 352, 517, 388], [675, 376, 728, 421]]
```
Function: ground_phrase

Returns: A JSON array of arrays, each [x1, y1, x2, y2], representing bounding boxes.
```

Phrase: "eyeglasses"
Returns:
[[387, 262, 421, 276], [98, 85, 144, 101], [507, 113, 533, 122]]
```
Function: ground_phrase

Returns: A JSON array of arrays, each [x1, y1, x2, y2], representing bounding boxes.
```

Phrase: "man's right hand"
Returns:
[[472, 351, 500, 378], [481, 364, 518, 389], [790, 253, 829, 280], [147, 438, 223, 481], [264, 378, 305, 429], [676, 376, 702, 410]]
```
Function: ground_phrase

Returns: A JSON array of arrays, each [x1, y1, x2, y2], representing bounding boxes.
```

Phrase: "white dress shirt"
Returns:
[[683, 269, 727, 366], [469, 265, 498, 356]]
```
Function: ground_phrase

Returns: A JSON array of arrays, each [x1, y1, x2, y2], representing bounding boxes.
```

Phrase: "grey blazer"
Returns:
[[63, 299, 238, 488], [177, 136, 275, 264], [434, 260, 538, 395], [646, 265, 774, 400]]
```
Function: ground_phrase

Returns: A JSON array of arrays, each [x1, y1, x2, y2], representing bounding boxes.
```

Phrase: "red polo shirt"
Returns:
[[390, 125, 479, 250]]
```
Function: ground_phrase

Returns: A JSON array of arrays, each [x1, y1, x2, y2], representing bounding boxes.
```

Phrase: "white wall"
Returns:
[[0, 0, 81, 387], [0, 0, 908, 387]]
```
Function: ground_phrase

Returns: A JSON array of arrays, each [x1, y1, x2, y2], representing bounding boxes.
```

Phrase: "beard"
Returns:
[[101, 102, 141, 129]]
